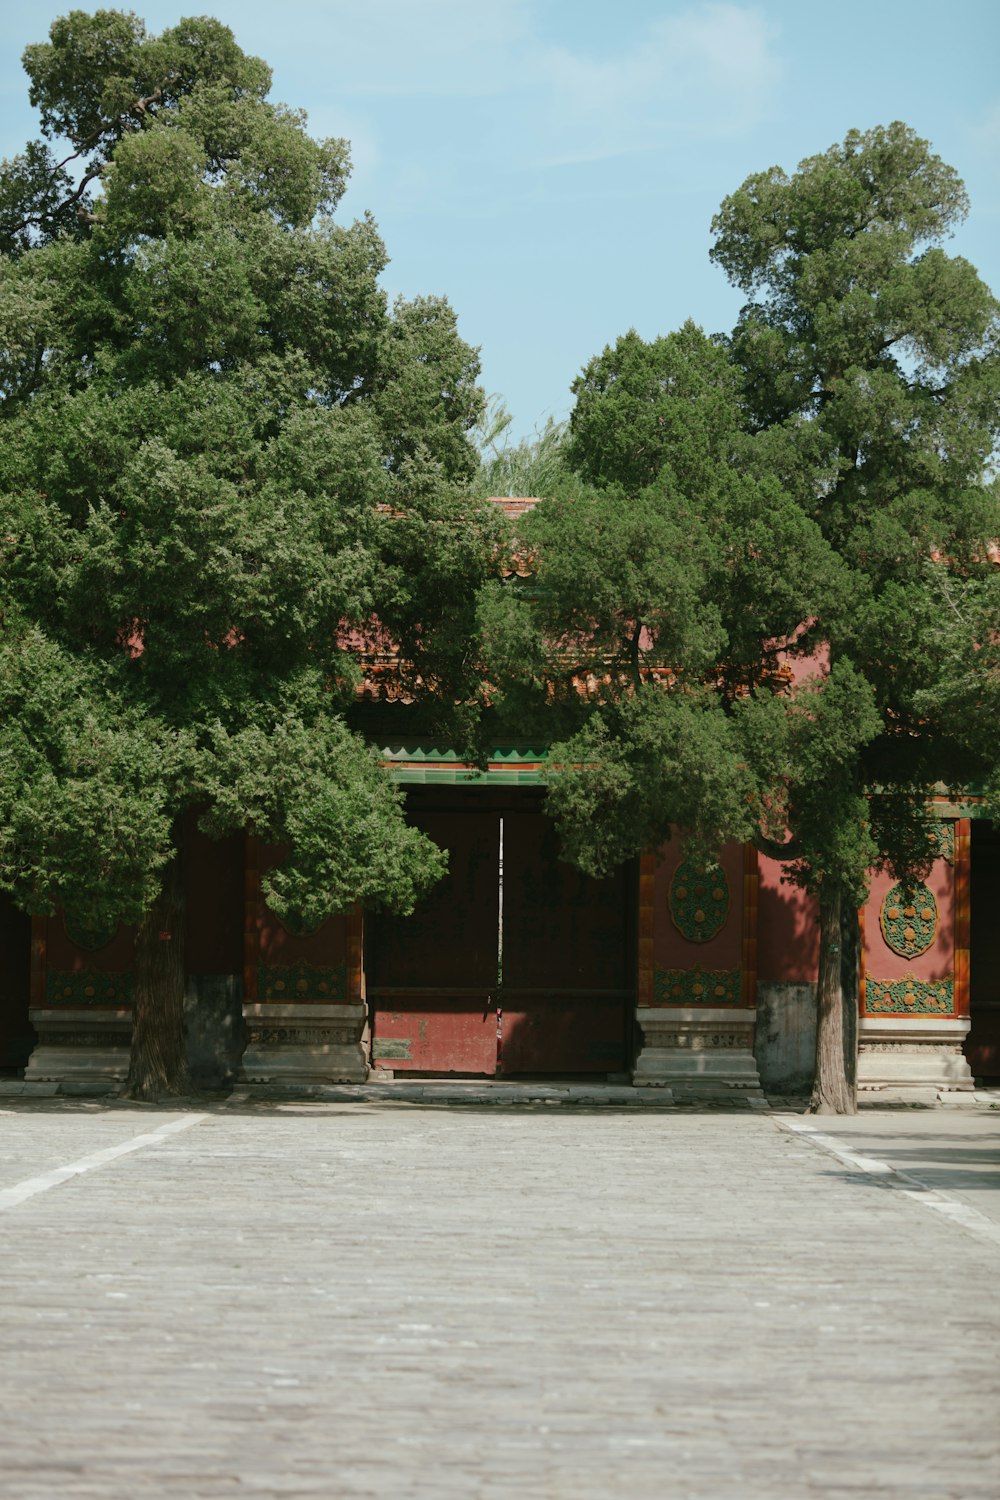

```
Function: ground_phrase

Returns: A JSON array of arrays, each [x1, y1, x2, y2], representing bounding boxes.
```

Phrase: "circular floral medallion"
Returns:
[[668, 858, 729, 943], [275, 908, 325, 939], [63, 913, 118, 952], [879, 882, 937, 959]]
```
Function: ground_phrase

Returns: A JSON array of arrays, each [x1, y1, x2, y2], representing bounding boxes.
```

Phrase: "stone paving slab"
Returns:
[[0, 1101, 997, 1498], [236, 1081, 687, 1107], [0, 1101, 195, 1193], [782, 1106, 1000, 1228]]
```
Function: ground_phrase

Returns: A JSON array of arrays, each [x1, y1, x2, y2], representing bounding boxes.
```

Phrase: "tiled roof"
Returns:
[[486, 496, 537, 578], [486, 496, 541, 519], [353, 498, 539, 700]]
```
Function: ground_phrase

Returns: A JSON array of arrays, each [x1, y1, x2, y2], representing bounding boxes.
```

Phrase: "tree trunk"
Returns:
[[809, 881, 857, 1114], [840, 899, 860, 1100], [125, 835, 193, 1100]]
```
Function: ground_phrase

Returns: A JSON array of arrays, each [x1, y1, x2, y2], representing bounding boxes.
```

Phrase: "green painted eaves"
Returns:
[[377, 744, 551, 784]]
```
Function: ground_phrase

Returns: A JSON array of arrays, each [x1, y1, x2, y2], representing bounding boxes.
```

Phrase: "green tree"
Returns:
[[0, 11, 496, 1098], [912, 559, 1000, 812], [483, 323, 853, 871], [711, 123, 1000, 1110], [490, 127, 999, 1114]]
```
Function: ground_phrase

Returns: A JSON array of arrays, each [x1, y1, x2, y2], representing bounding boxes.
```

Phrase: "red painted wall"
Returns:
[[255, 842, 348, 971], [863, 859, 954, 984], [756, 856, 820, 984], [45, 820, 244, 980], [652, 839, 743, 971], [46, 913, 133, 975]]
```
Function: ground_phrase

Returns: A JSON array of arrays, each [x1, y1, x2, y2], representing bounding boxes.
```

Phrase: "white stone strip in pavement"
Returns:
[[0, 1113, 206, 1213], [776, 1114, 1000, 1251]]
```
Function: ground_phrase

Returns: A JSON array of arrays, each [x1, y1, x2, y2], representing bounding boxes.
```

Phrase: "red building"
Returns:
[[2, 500, 998, 1098], [3, 772, 997, 1099]]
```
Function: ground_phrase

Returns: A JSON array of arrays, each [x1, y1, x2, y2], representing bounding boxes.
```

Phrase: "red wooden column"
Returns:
[[346, 903, 364, 1009], [637, 852, 655, 1011], [243, 832, 260, 1008], [740, 844, 759, 1007], [30, 915, 47, 1010], [955, 818, 972, 1018]]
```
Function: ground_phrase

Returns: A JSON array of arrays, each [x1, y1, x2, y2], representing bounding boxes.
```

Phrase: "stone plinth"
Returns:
[[24, 1007, 131, 1093], [754, 982, 817, 1093], [858, 1015, 974, 1093], [185, 974, 244, 1086], [240, 1001, 368, 1084], [633, 1006, 762, 1096]]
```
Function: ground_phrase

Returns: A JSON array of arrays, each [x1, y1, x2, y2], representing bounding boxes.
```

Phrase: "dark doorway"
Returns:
[[0, 894, 33, 1073], [967, 819, 1000, 1080], [368, 798, 500, 1074], [367, 787, 633, 1075]]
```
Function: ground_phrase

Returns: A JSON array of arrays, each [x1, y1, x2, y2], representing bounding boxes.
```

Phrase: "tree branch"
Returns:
[[753, 831, 803, 862], [5, 82, 170, 241]]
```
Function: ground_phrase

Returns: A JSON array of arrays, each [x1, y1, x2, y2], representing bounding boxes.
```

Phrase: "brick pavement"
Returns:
[[0, 1098, 997, 1498]]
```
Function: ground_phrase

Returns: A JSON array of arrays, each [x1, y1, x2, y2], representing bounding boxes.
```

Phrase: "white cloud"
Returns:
[[312, 0, 535, 98], [662, 3, 779, 92], [534, 4, 783, 165], [316, 1, 780, 132], [301, 3, 784, 216]]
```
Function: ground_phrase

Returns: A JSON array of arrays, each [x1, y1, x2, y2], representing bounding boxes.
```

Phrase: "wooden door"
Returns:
[[368, 792, 632, 1076], [368, 809, 500, 1073], [500, 811, 630, 1074]]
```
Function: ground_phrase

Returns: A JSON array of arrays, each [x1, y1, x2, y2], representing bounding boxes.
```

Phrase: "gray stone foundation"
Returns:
[[857, 1015, 974, 1093], [24, 1007, 131, 1092], [633, 1006, 762, 1096], [185, 974, 244, 1086], [754, 982, 817, 1093], [240, 1001, 368, 1084]]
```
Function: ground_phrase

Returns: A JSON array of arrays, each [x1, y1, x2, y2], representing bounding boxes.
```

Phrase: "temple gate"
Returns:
[[366, 787, 632, 1076]]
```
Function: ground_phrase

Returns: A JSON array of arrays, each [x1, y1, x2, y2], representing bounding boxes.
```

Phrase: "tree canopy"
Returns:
[[0, 10, 497, 1095], [488, 124, 1000, 1112], [710, 123, 1000, 891]]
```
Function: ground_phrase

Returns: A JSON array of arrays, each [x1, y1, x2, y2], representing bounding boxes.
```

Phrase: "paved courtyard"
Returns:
[[1, 1096, 998, 1498]]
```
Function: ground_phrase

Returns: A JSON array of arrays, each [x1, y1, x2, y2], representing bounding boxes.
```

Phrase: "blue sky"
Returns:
[[2, 1, 998, 439]]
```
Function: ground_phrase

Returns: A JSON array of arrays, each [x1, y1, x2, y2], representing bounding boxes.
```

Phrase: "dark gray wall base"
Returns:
[[755, 982, 817, 1092], [185, 974, 244, 1085]]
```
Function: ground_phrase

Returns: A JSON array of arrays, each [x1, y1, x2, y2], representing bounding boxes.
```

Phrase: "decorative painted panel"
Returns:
[[668, 860, 729, 943], [654, 966, 741, 1006], [274, 910, 326, 939], [62, 915, 119, 952], [926, 822, 955, 864], [45, 970, 133, 1006], [257, 963, 347, 1003], [865, 976, 954, 1015], [879, 883, 938, 959]]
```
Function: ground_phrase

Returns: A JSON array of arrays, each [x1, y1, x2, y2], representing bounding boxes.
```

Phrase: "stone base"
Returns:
[[633, 1007, 762, 1095], [754, 982, 817, 1093], [24, 1007, 131, 1092], [185, 974, 244, 1087], [858, 1015, 974, 1093], [240, 1002, 368, 1084]]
